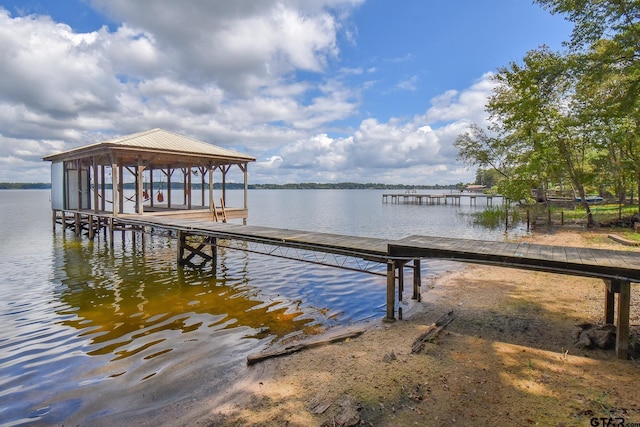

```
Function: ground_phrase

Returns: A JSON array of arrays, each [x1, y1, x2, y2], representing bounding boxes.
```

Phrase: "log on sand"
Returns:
[[247, 326, 367, 365], [411, 310, 455, 354]]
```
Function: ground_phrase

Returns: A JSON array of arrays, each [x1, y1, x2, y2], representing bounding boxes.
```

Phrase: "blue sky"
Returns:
[[0, 0, 573, 184]]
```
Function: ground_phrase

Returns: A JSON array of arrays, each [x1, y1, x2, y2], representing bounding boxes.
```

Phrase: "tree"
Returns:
[[474, 167, 500, 188], [536, 0, 640, 209], [456, 47, 601, 226]]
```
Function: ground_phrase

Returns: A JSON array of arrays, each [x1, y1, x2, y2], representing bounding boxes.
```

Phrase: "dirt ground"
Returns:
[[179, 229, 640, 426]]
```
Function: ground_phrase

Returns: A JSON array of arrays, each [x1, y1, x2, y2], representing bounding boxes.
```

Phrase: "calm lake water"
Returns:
[[0, 189, 526, 425]]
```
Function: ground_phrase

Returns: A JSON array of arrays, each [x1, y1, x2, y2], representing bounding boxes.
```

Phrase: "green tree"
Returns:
[[456, 47, 600, 226], [536, 0, 640, 209]]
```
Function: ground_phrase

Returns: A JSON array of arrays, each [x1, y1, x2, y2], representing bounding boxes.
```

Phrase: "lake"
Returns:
[[0, 189, 526, 425]]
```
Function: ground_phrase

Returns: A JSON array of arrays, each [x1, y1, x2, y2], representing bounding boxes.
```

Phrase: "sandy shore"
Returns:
[[150, 229, 640, 426]]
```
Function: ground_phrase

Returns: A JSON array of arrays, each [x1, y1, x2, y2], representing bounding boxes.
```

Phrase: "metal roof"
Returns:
[[43, 128, 256, 165]]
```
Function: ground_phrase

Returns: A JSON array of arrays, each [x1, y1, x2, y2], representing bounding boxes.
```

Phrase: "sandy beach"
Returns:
[[114, 229, 640, 426]]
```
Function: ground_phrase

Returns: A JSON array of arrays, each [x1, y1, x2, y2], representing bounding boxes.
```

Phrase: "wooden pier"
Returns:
[[382, 192, 499, 206], [53, 209, 638, 359], [389, 236, 640, 359]]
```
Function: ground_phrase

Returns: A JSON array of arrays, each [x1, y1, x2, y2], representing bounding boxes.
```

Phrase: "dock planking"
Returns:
[[55, 209, 639, 359], [388, 235, 640, 282]]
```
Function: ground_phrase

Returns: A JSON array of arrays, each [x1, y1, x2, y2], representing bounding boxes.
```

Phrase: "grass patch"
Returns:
[[552, 204, 639, 224], [469, 206, 526, 230]]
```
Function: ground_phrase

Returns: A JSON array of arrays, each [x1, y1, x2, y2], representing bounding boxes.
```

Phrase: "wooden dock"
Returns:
[[382, 192, 500, 206], [388, 236, 640, 359], [54, 209, 638, 359]]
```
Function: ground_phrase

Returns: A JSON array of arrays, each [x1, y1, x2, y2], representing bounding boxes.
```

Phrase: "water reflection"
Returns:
[[52, 232, 323, 364]]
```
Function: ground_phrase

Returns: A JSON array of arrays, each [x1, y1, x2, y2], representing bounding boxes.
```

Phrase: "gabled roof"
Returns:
[[43, 128, 255, 166]]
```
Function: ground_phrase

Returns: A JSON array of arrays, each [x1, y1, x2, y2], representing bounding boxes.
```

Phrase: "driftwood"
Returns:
[[411, 310, 455, 354], [247, 327, 366, 365], [607, 234, 640, 247]]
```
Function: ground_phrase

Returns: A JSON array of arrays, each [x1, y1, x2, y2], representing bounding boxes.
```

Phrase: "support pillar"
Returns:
[[398, 261, 405, 301], [412, 259, 421, 301], [88, 215, 94, 239], [109, 217, 114, 247], [136, 160, 144, 214], [604, 280, 615, 324], [211, 237, 217, 267], [178, 231, 186, 265], [603, 279, 631, 359], [385, 260, 396, 321], [617, 281, 631, 360], [74, 213, 80, 236]]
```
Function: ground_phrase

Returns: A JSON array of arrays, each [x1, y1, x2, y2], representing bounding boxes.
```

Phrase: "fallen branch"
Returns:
[[247, 327, 366, 365], [411, 310, 455, 354]]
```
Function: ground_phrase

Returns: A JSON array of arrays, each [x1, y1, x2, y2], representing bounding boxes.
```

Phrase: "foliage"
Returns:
[[468, 205, 525, 230], [457, 0, 640, 227], [0, 182, 51, 189]]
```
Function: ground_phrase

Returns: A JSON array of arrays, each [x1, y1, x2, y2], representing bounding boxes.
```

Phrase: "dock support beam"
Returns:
[[412, 259, 421, 301], [386, 260, 396, 321], [177, 231, 217, 268], [603, 279, 631, 359], [385, 259, 417, 321]]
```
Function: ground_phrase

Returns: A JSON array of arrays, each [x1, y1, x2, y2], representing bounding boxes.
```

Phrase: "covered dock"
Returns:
[[43, 128, 255, 224]]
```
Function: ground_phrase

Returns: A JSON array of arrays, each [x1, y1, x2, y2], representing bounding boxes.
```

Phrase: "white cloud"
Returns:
[[253, 74, 494, 184], [0, 2, 493, 185], [424, 72, 496, 125], [0, 11, 122, 119], [396, 75, 419, 91], [90, 0, 359, 93]]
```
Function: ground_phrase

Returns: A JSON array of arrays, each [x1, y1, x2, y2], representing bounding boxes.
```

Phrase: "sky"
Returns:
[[0, 0, 574, 185]]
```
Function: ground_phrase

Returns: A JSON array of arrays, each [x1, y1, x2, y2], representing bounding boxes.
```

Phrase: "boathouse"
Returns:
[[43, 128, 255, 223]]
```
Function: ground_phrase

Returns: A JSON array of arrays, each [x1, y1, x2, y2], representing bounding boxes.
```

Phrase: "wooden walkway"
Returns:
[[388, 236, 639, 359], [54, 209, 638, 359]]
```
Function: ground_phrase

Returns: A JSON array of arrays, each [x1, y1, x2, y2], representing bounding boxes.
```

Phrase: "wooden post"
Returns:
[[92, 159, 99, 213], [209, 165, 215, 213], [88, 214, 94, 239], [182, 168, 187, 206], [74, 213, 80, 236], [617, 280, 631, 359], [604, 280, 615, 324], [604, 279, 631, 359], [167, 168, 172, 208], [398, 261, 404, 301], [412, 259, 421, 301], [77, 159, 83, 211], [221, 165, 229, 207], [100, 165, 106, 212], [211, 237, 217, 267], [109, 217, 114, 246], [385, 260, 396, 321], [243, 163, 249, 225], [150, 169, 154, 208], [187, 165, 192, 210], [177, 231, 185, 265], [118, 162, 124, 214], [136, 161, 144, 215], [200, 166, 206, 207]]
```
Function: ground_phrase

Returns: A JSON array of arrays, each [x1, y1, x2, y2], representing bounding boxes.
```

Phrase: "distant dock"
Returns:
[[382, 192, 501, 206]]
